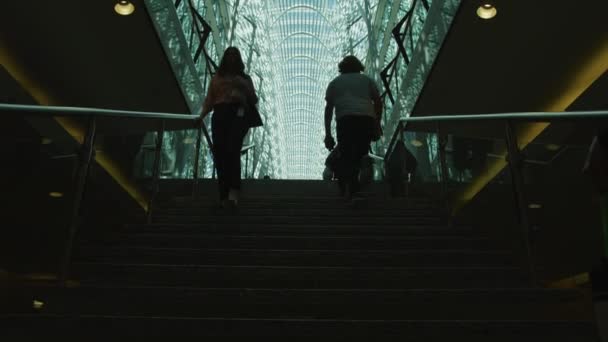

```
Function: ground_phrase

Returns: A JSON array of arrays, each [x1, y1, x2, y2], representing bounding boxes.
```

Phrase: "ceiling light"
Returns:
[[49, 192, 64, 198], [411, 139, 424, 147], [545, 144, 560, 151], [528, 203, 542, 209], [33, 300, 44, 310], [477, 3, 497, 19], [114, 1, 135, 16], [41, 138, 53, 145]]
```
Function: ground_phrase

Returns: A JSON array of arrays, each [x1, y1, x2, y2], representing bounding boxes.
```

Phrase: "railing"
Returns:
[[379, 0, 430, 106], [142, 0, 220, 182], [383, 110, 608, 286], [377, 0, 461, 156], [241, 143, 256, 179], [0, 103, 213, 285], [173, 0, 218, 76]]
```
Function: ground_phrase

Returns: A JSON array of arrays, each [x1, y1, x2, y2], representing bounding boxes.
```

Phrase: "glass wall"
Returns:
[[142, 0, 461, 179]]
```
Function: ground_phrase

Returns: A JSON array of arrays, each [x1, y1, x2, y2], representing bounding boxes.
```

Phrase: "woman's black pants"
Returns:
[[212, 104, 248, 200]]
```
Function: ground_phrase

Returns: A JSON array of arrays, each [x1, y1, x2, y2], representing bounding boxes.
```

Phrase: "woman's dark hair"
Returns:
[[338, 55, 365, 74], [217, 46, 245, 76]]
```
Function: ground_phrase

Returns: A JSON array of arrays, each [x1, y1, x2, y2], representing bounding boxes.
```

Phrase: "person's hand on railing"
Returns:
[[324, 135, 336, 151]]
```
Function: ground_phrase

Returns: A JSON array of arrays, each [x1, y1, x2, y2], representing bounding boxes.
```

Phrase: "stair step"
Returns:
[[81, 234, 495, 250], [75, 247, 515, 267], [54, 179, 595, 339], [165, 197, 438, 209], [120, 223, 474, 236], [73, 263, 530, 289], [151, 215, 442, 225], [154, 207, 440, 217], [8, 287, 591, 320], [165, 179, 399, 195], [2, 315, 596, 340]]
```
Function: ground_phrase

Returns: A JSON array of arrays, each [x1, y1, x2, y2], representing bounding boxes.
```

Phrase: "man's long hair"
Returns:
[[217, 47, 245, 76]]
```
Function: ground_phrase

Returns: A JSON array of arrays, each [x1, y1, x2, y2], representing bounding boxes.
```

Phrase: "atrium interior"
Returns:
[[1, 0, 607, 339]]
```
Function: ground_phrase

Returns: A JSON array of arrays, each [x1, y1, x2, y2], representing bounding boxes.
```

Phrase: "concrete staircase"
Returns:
[[2, 180, 598, 340]]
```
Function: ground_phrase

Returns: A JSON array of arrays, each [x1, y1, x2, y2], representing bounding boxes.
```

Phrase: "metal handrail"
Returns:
[[382, 109, 608, 288], [398, 110, 608, 123], [0, 102, 217, 285], [384, 110, 608, 161], [241, 143, 256, 154], [0, 102, 214, 157], [0, 103, 196, 120]]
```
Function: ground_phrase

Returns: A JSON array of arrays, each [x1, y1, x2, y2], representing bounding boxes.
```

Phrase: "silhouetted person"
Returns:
[[198, 47, 261, 208], [324, 56, 382, 198]]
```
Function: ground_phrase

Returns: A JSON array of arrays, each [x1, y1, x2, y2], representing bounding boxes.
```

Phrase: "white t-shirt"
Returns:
[[325, 73, 379, 120]]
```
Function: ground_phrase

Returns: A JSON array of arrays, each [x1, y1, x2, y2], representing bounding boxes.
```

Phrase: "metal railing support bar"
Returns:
[[245, 150, 250, 179], [192, 125, 203, 198], [147, 120, 166, 224], [504, 120, 536, 287], [200, 122, 215, 180], [60, 116, 97, 285], [437, 123, 450, 216]]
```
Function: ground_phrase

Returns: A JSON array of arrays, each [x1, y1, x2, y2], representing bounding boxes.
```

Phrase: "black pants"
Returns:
[[336, 115, 374, 195], [212, 103, 248, 200]]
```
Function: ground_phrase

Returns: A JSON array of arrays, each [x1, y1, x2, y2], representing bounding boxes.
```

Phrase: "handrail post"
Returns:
[[60, 115, 97, 285], [437, 123, 450, 218], [505, 120, 536, 286], [251, 146, 256, 178], [192, 126, 203, 198], [245, 149, 250, 179], [200, 122, 216, 179], [398, 122, 410, 197], [147, 120, 165, 224]]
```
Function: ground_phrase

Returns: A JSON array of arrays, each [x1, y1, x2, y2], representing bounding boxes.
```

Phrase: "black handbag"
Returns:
[[240, 73, 263, 128], [245, 103, 263, 128]]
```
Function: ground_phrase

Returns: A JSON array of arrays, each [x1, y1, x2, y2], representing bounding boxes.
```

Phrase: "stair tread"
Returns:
[[3, 315, 597, 340], [121, 223, 472, 233], [75, 247, 516, 267], [53, 182, 595, 338]]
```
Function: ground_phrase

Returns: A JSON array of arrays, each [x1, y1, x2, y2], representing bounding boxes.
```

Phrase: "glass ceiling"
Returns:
[[231, 0, 364, 179], [143, 0, 460, 180]]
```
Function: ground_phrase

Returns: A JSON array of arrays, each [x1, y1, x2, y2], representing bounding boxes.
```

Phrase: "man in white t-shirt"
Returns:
[[324, 55, 382, 198]]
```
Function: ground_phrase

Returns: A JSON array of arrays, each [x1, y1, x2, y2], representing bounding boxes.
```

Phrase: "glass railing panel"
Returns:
[[437, 116, 607, 286], [144, 0, 206, 114], [514, 120, 606, 282], [2, 115, 76, 278], [380, 0, 461, 149]]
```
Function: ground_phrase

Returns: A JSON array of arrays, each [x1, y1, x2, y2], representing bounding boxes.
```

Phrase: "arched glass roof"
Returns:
[[233, 0, 372, 179], [143, 0, 457, 179]]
